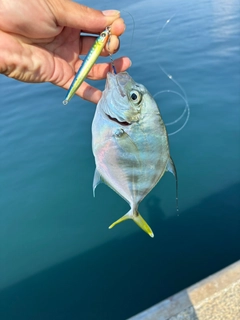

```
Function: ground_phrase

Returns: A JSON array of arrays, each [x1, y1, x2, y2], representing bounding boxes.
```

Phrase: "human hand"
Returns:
[[0, 0, 131, 103]]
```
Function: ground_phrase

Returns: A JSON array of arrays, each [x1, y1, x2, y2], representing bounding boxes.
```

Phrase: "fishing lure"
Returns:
[[63, 27, 111, 105]]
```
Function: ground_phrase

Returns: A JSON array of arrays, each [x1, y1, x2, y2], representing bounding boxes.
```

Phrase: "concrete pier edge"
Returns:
[[128, 260, 240, 320]]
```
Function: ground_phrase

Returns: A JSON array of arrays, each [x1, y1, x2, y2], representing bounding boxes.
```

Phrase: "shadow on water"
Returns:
[[0, 183, 240, 320]]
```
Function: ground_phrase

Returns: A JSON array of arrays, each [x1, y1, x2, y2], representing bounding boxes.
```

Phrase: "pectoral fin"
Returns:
[[113, 128, 141, 167], [109, 209, 154, 238], [114, 128, 139, 155]]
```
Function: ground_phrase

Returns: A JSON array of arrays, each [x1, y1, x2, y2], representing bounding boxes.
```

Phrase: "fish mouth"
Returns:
[[107, 72, 130, 97], [106, 114, 131, 126], [104, 72, 132, 126]]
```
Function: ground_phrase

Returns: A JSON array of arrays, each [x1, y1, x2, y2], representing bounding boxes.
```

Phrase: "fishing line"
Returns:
[[154, 15, 190, 136], [121, 10, 135, 50], [107, 9, 135, 74], [154, 89, 190, 136]]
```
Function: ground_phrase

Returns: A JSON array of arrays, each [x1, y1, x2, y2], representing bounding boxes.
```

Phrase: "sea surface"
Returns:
[[0, 0, 240, 319]]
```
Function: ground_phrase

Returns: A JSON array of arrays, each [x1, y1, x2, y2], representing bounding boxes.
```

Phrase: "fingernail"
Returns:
[[102, 10, 120, 17]]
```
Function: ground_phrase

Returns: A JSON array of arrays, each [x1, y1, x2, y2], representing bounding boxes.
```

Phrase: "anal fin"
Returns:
[[93, 168, 101, 197]]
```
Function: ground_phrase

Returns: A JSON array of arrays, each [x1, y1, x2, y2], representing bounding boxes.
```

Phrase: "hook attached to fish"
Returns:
[[63, 26, 116, 105]]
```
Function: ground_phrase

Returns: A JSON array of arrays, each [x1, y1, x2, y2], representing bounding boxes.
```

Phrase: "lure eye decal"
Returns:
[[101, 32, 107, 38]]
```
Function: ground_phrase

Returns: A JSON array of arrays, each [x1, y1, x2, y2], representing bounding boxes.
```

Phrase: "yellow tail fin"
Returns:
[[109, 210, 154, 238]]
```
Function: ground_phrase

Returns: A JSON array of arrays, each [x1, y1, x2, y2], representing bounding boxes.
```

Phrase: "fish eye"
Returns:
[[129, 90, 142, 104], [101, 32, 107, 37]]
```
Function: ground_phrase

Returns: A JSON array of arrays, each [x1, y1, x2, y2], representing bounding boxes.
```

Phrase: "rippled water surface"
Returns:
[[0, 0, 240, 319]]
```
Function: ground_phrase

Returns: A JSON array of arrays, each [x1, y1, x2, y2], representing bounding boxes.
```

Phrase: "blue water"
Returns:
[[0, 0, 240, 319]]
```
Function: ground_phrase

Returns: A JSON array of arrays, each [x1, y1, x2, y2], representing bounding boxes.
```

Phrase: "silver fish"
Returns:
[[92, 72, 177, 237]]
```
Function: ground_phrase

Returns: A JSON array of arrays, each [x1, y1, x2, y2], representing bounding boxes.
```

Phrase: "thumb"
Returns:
[[52, 0, 120, 33]]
